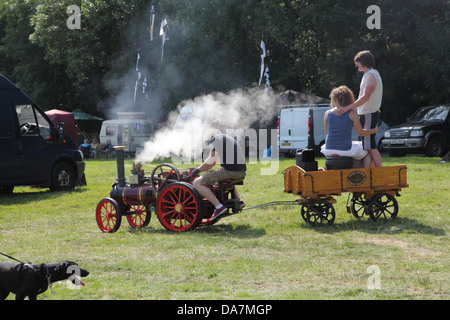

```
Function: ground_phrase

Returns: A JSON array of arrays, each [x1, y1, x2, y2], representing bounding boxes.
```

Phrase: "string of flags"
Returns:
[[160, 18, 169, 62], [259, 40, 270, 92], [134, 5, 170, 105], [133, 53, 141, 102], [149, 3, 156, 41], [258, 40, 266, 87], [136, 9, 272, 106]]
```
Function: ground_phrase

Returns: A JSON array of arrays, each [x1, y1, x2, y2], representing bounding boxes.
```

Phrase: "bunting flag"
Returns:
[[133, 53, 141, 102], [160, 18, 169, 61], [258, 40, 266, 87], [142, 76, 147, 94], [264, 66, 270, 92], [142, 76, 150, 101], [150, 4, 156, 41]]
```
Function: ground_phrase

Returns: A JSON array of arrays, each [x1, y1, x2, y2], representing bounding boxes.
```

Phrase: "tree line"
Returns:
[[0, 0, 448, 125]]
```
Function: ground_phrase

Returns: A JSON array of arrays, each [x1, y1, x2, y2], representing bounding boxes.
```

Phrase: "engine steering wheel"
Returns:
[[150, 163, 181, 191]]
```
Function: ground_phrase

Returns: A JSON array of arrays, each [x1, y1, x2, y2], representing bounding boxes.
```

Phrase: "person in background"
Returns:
[[91, 138, 100, 158], [79, 139, 92, 159], [98, 139, 113, 157]]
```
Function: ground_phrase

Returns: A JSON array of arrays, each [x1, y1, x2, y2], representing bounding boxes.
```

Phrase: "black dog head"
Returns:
[[49, 261, 89, 285]]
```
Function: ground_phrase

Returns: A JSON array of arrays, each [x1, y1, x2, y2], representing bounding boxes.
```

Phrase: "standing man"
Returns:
[[192, 129, 246, 222], [338, 50, 383, 167]]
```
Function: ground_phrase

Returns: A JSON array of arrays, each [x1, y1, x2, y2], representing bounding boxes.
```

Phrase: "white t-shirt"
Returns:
[[357, 68, 383, 115]]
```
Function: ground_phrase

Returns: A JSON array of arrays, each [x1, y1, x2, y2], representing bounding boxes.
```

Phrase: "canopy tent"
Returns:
[[71, 109, 103, 141], [45, 109, 79, 145], [72, 109, 103, 121]]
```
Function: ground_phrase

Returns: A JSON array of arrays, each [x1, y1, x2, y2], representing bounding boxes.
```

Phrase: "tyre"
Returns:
[[350, 193, 368, 219], [96, 198, 122, 233], [50, 162, 76, 191], [424, 137, 444, 157], [156, 182, 204, 232], [367, 193, 398, 222], [126, 205, 152, 228], [300, 200, 335, 226]]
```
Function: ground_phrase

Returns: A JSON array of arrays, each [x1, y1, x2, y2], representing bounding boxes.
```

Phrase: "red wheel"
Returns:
[[156, 182, 203, 232], [126, 205, 152, 228], [96, 198, 122, 233]]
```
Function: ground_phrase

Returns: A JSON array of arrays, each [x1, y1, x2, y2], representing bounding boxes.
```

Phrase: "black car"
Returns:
[[382, 105, 450, 157], [0, 74, 85, 193]]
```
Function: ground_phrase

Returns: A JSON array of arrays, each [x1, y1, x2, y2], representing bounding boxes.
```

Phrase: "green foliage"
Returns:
[[0, 0, 448, 124]]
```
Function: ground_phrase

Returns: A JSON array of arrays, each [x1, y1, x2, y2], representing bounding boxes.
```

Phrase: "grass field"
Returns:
[[0, 155, 448, 300]]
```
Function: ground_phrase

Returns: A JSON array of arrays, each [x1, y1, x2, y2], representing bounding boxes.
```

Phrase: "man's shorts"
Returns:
[[359, 111, 379, 150], [201, 166, 246, 185]]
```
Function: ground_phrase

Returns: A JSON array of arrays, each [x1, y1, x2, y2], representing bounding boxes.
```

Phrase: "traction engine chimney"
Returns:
[[114, 146, 126, 187]]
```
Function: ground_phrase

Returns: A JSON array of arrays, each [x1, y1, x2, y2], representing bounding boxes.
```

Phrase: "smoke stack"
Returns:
[[114, 146, 126, 187]]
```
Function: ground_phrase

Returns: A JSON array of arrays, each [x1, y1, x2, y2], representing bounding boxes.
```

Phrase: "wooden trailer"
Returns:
[[283, 165, 408, 226]]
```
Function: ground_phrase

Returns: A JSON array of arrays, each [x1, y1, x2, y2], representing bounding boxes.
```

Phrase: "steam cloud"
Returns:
[[135, 87, 278, 164]]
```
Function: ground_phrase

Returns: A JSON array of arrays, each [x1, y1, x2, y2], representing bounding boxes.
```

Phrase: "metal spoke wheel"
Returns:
[[367, 193, 399, 222], [156, 182, 204, 232], [96, 198, 122, 233], [301, 200, 336, 226], [150, 163, 180, 192], [350, 193, 368, 219], [126, 205, 152, 228]]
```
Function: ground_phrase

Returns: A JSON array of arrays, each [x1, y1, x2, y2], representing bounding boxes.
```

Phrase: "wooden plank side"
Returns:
[[301, 170, 342, 197], [283, 165, 408, 197], [370, 165, 408, 190]]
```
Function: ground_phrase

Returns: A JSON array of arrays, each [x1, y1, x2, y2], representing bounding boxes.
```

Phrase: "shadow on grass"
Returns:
[[299, 217, 444, 236], [127, 221, 266, 238], [0, 186, 88, 206]]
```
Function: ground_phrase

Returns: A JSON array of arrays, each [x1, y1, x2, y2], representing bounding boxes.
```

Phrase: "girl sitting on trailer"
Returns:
[[321, 86, 378, 168]]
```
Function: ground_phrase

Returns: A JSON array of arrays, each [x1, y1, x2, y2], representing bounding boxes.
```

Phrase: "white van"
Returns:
[[279, 104, 388, 156], [99, 115, 154, 154], [279, 104, 330, 156]]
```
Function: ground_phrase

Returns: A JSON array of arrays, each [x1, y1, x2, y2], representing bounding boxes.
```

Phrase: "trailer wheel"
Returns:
[[126, 205, 152, 228], [157, 182, 204, 232], [301, 200, 335, 226], [96, 198, 122, 233], [350, 193, 368, 219], [367, 193, 398, 222]]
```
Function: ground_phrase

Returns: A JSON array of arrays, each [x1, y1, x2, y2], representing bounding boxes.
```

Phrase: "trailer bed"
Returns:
[[283, 165, 408, 199]]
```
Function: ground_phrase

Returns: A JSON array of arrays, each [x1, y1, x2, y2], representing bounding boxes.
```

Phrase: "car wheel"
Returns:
[[50, 162, 76, 191], [424, 137, 444, 157]]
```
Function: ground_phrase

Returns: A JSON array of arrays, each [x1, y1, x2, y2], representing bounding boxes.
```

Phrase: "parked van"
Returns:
[[0, 74, 85, 193], [99, 112, 154, 155], [279, 104, 330, 156], [279, 104, 388, 156]]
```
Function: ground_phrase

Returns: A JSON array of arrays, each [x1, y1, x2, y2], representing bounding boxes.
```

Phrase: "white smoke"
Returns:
[[135, 87, 278, 164]]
